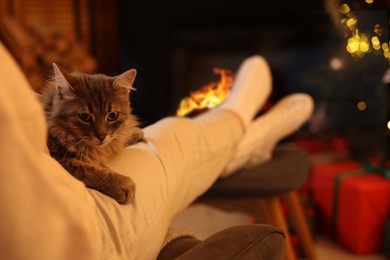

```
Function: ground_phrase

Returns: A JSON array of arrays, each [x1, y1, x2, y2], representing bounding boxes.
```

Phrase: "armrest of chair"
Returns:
[[199, 143, 310, 199], [158, 224, 285, 260]]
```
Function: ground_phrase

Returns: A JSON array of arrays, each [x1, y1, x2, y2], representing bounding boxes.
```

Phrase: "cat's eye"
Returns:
[[107, 112, 119, 121], [78, 113, 92, 123]]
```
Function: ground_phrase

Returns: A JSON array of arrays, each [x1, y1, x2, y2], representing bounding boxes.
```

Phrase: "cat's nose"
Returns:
[[96, 134, 107, 141]]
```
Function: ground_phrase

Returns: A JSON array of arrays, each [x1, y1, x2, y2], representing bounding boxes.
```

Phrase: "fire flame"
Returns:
[[176, 68, 234, 117]]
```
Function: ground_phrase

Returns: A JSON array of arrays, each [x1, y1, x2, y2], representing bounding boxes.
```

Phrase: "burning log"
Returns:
[[176, 68, 234, 117]]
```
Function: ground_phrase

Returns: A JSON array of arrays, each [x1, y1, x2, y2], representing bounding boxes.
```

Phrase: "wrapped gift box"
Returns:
[[311, 160, 360, 237], [311, 160, 390, 254]]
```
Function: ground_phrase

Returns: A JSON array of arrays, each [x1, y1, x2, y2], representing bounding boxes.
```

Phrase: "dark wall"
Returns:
[[89, 0, 120, 76]]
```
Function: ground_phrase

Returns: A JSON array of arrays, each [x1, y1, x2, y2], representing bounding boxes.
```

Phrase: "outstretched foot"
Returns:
[[222, 93, 314, 177], [218, 55, 272, 130]]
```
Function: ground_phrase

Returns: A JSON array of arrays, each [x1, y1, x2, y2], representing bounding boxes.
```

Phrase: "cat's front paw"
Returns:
[[108, 174, 136, 204]]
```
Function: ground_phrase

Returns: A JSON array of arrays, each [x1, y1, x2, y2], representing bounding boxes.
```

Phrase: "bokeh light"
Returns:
[[357, 101, 367, 111], [329, 57, 343, 70], [346, 30, 371, 57], [339, 4, 350, 14], [374, 24, 383, 35], [339, 1, 388, 60], [346, 17, 357, 28]]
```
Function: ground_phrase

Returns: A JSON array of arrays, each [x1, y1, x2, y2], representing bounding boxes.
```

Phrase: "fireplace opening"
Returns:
[[118, 0, 389, 157]]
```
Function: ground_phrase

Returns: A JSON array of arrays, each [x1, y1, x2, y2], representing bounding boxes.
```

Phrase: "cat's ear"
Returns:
[[113, 69, 137, 94], [52, 63, 75, 93]]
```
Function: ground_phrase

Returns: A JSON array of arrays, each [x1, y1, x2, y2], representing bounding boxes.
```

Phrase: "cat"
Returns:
[[40, 63, 144, 204]]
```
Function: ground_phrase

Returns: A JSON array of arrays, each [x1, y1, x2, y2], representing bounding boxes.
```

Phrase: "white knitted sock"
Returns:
[[217, 55, 272, 130], [221, 93, 314, 177]]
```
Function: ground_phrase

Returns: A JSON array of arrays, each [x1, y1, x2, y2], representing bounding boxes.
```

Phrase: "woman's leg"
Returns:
[[94, 56, 273, 259], [96, 111, 243, 259], [1, 43, 301, 260]]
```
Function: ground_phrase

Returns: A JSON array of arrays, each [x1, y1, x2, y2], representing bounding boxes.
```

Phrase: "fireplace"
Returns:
[[118, 0, 389, 157]]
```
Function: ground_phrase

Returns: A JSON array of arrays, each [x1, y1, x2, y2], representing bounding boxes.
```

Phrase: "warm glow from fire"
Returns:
[[176, 68, 234, 117]]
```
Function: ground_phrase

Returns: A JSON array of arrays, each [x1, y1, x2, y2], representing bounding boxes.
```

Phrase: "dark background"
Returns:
[[117, 0, 389, 158]]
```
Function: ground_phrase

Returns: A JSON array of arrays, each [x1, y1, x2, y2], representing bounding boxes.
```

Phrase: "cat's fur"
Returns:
[[40, 63, 143, 204]]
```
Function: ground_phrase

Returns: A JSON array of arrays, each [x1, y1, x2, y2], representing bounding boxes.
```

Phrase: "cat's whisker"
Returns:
[[48, 136, 80, 151], [75, 143, 88, 161], [60, 138, 87, 161], [113, 135, 133, 146], [81, 142, 91, 157]]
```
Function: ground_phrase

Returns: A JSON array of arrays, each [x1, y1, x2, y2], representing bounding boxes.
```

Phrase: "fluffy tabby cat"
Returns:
[[40, 63, 144, 204]]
